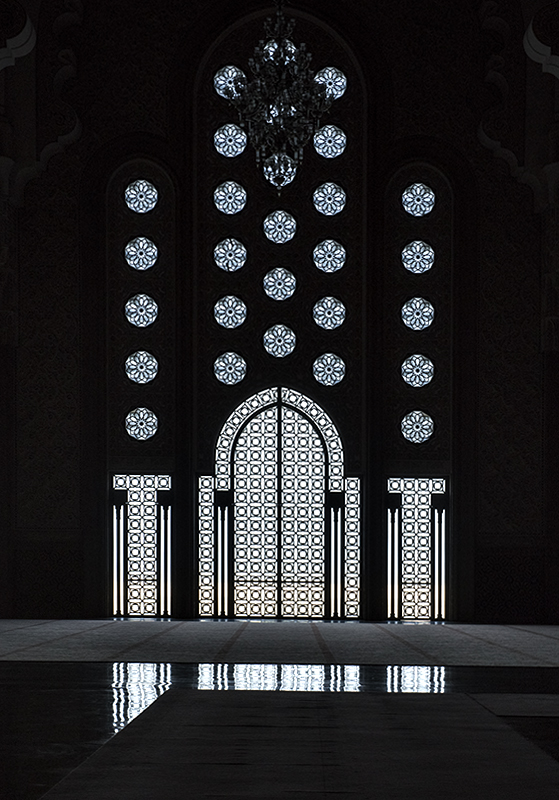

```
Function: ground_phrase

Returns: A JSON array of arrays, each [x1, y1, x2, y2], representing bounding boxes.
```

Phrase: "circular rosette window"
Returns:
[[263, 324, 296, 357], [213, 65, 246, 99], [214, 124, 247, 157], [313, 297, 346, 330], [401, 354, 434, 387], [213, 238, 247, 272], [401, 297, 434, 331], [125, 351, 159, 384], [401, 241, 434, 274], [214, 352, 247, 385], [313, 125, 346, 158], [314, 67, 347, 100], [125, 179, 158, 213], [313, 239, 346, 273], [125, 407, 158, 440], [125, 294, 158, 327], [313, 353, 346, 385], [401, 183, 435, 216], [263, 210, 297, 243], [313, 182, 346, 215], [263, 268, 296, 300], [213, 181, 247, 214], [213, 295, 247, 329], [124, 237, 158, 270], [401, 410, 434, 443]]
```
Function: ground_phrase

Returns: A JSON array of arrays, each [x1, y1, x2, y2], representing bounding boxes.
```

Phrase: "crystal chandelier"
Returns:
[[214, 2, 339, 190]]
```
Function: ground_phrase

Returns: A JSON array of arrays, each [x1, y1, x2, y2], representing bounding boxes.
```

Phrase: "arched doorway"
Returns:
[[199, 388, 360, 619]]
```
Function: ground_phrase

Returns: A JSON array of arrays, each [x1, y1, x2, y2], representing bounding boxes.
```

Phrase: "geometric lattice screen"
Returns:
[[386, 478, 447, 621], [199, 388, 360, 619], [112, 474, 172, 616]]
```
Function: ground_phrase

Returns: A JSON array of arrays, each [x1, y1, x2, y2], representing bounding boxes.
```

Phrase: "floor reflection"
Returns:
[[386, 665, 445, 693], [112, 662, 172, 733], [197, 663, 361, 692]]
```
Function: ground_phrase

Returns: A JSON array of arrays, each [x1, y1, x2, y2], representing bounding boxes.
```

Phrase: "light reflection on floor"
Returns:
[[110, 662, 448, 728]]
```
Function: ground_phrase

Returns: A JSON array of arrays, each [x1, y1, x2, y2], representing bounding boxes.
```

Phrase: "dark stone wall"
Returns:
[[4, 0, 549, 620]]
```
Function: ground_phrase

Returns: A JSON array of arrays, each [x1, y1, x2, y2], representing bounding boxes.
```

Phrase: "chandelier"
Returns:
[[214, 2, 341, 190]]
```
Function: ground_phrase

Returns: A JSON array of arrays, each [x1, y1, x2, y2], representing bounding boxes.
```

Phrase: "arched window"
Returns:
[[199, 388, 360, 618]]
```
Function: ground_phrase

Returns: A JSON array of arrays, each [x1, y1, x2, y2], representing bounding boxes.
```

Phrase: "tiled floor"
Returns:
[[1, 621, 559, 798]]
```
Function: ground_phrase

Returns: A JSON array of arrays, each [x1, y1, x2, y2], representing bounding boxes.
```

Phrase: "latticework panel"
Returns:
[[281, 407, 325, 617], [199, 476, 215, 615], [344, 477, 361, 617], [234, 407, 278, 616], [387, 477, 445, 620], [216, 388, 277, 490], [113, 474, 171, 616], [282, 388, 344, 491]]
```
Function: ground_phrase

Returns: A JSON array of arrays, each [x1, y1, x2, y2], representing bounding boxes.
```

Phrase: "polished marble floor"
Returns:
[[1, 621, 559, 798]]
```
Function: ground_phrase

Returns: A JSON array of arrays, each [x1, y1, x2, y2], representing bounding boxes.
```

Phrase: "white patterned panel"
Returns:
[[344, 477, 361, 617], [387, 478, 445, 620], [281, 388, 344, 491], [198, 476, 214, 616], [113, 475, 171, 616], [215, 388, 277, 490], [281, 407, 325, 617], [234, 407, 278, 616]]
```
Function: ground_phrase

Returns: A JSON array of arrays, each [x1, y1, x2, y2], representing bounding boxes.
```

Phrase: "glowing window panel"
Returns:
[[401, 354, 434, 387], [313, 353, 345, 385], [263, 210, 296, 243], [125, 294, 158, 327], [401, 241, 434, 274], [401, 297, 434, 331], [263, 268, 296, 300], [387, 478, 446, 621], [401, 410, 434, 443], [386, 666, 445, 694], [125, 179, 158, 213], [313, 297, 346, 329], [214, 352, 247, 385], [314, 66, 347, 99], [197, 663, 361, 692], [125, 351, 159, 384], [214, 124, 247, 157], [263, 324, 296, 357], [313, 239, 346, 273], [112, 475, 172, 618], [213, 181, 247, 214], [313, 125, 346, 158], [125, 407, 158, 440], [401, 183, 435, 216], [313, 182, 346, 215], [214, 238, 247, 272], [124, 237, 158, 270], [214, 65, 246, 99]]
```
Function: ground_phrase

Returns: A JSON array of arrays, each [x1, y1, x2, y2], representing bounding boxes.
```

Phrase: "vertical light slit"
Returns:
[[393, 509, 399, 620], [113, 506, 118, 615], [331, 508, 335, 618], [160, 506, 166, 614], [119, 505, 125, 615], [217, 510, 222, 616], [337, 510, 342, 617], [434, 509, 439, 619], [166, 507, 171, 615], [223, 507, 228, 617], [441, 509, 446, 619], [386, 509, 393, 619]]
